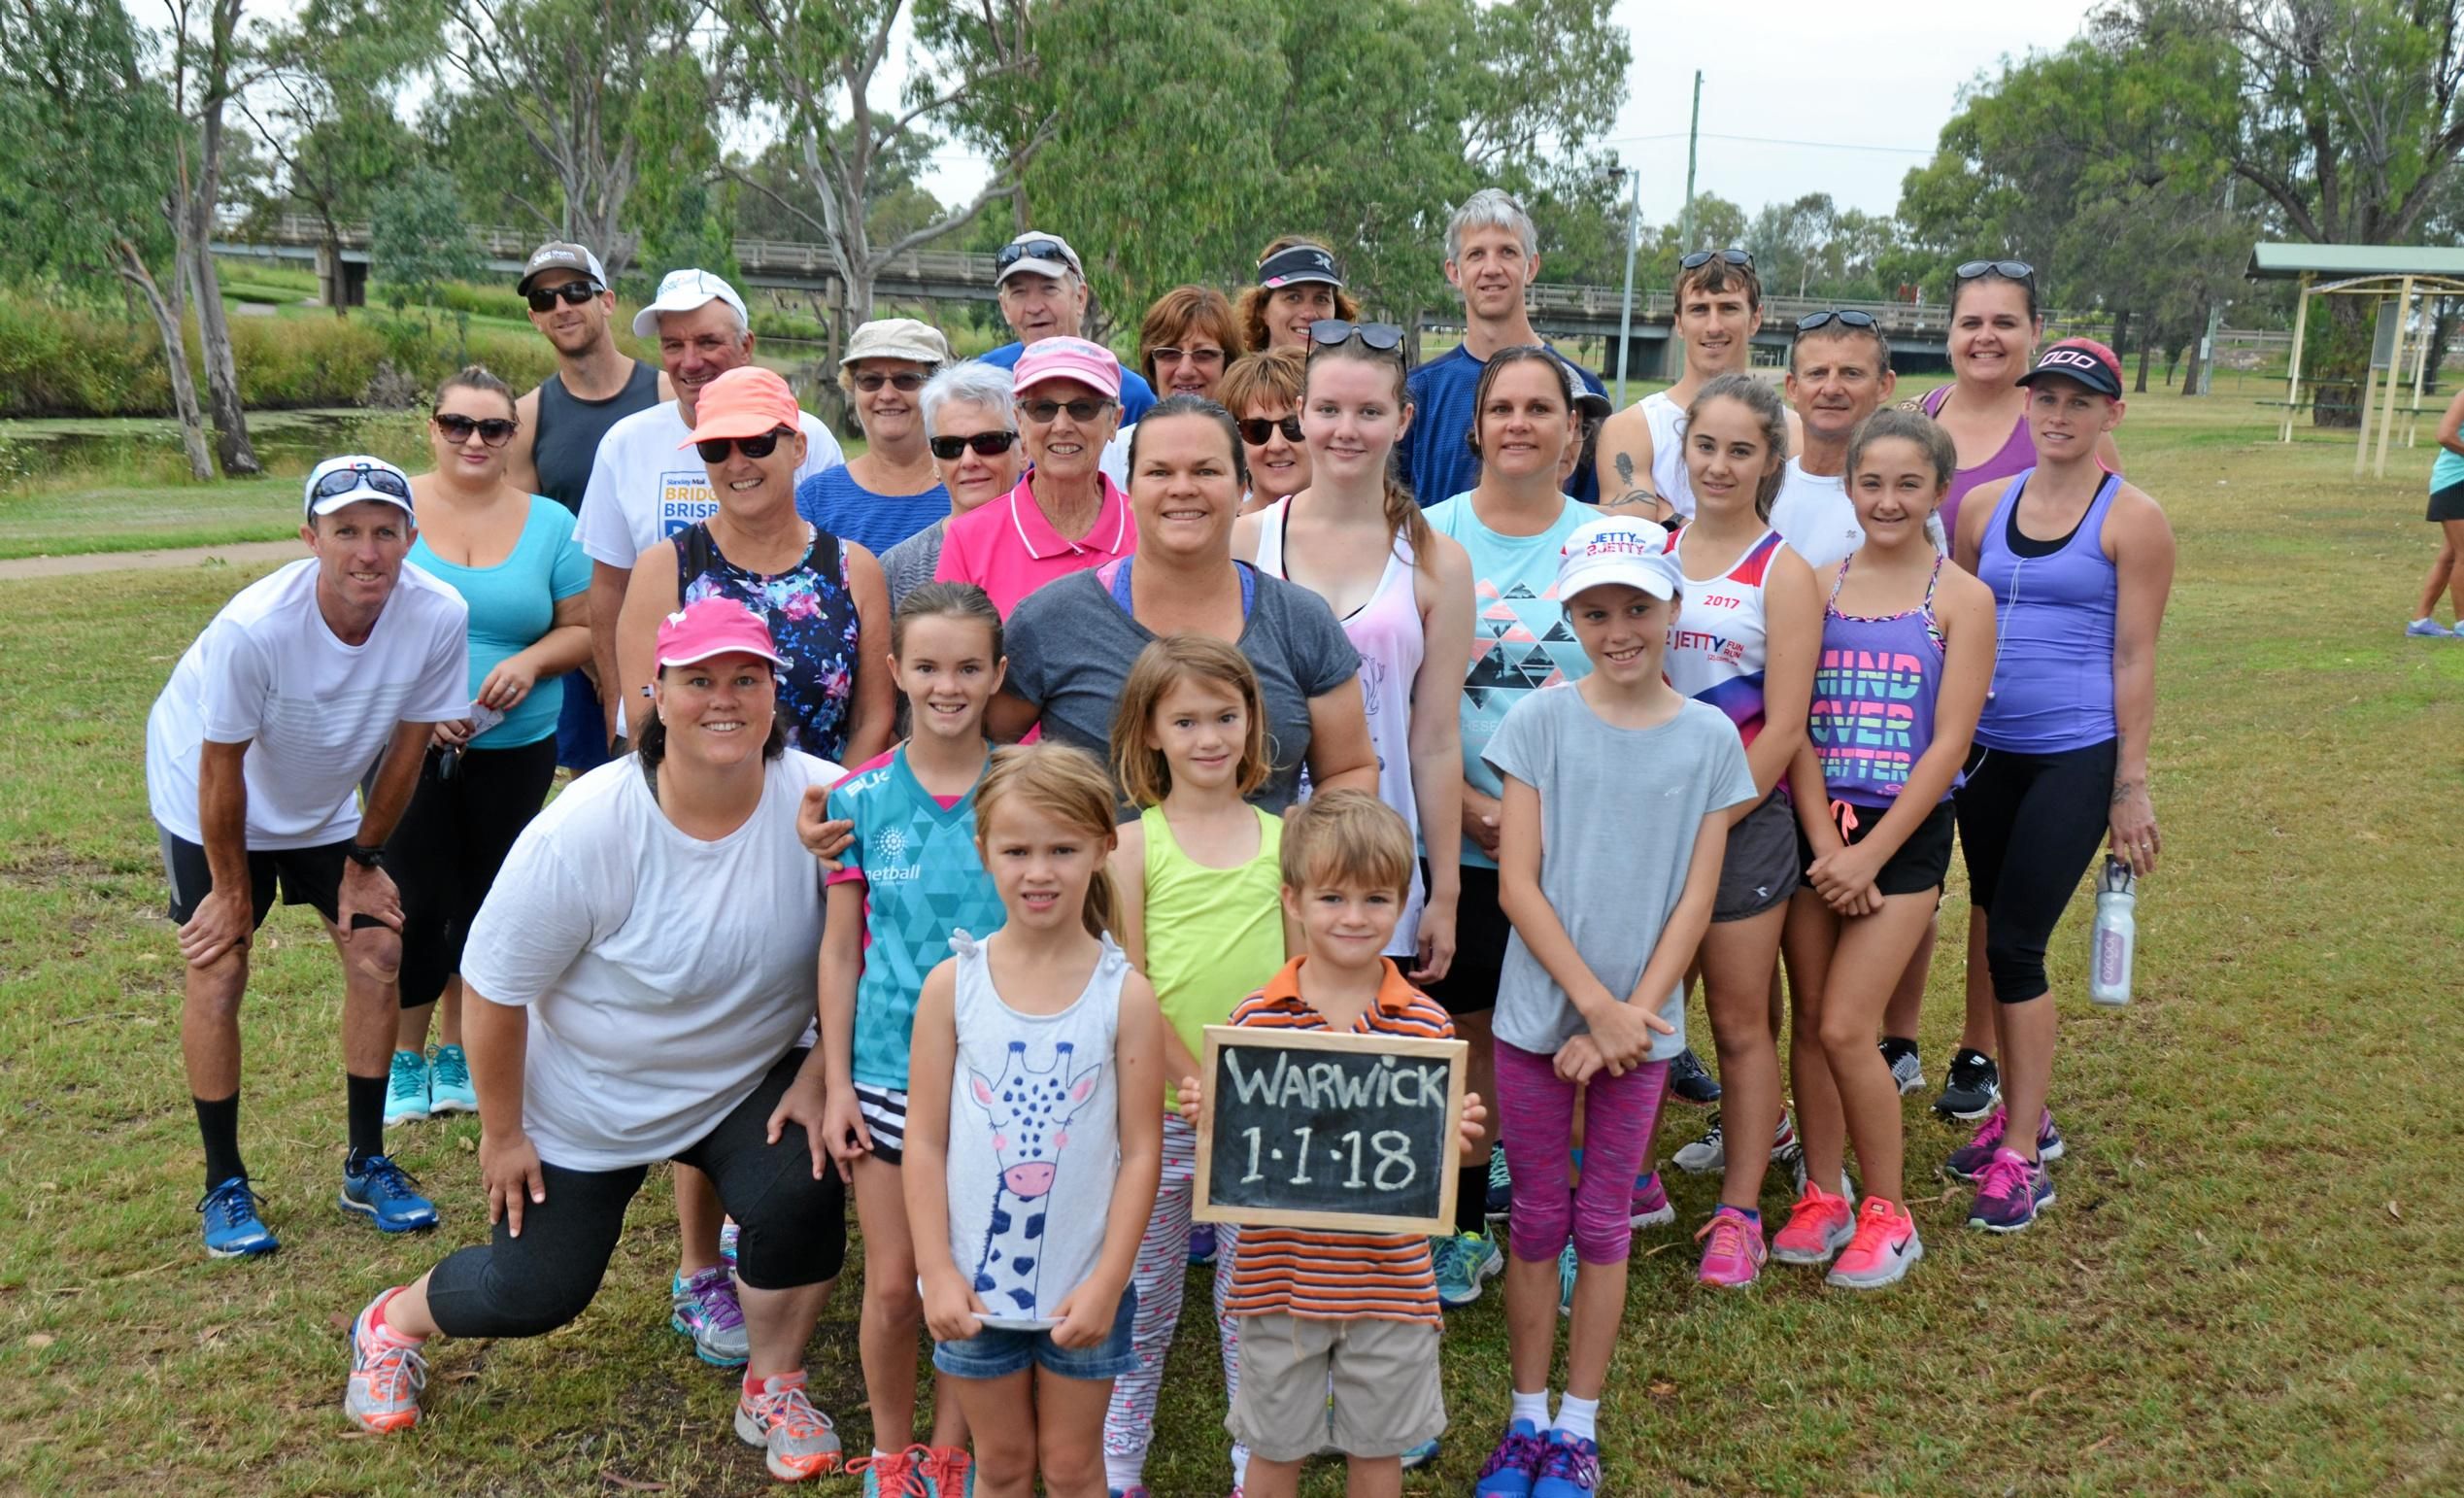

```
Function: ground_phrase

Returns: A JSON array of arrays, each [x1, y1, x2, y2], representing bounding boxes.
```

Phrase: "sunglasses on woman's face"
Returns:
[[1238, 414, 1304, 445], [1956, 258, 2034, 282], [1017, 397, 1113, 425], [1680, 247, 1754, 270], [928, 430, 1021, 460], [524, 281, 602, 312], [433, 413, 518, 447], [853, 371, 927, 392], [1308, 319, 1404, 352], [693, 426, 794, 463]]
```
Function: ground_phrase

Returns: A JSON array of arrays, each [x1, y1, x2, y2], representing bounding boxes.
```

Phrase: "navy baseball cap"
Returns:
[[2016, 338, 2124, 399]]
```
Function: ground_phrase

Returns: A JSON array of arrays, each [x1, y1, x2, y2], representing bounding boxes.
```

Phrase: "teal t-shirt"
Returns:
[[2435, 447, 2464, 494], [827, 745, 1008, 1090], [408, 494, 590, 749], [1422, 490, 1597, 868]]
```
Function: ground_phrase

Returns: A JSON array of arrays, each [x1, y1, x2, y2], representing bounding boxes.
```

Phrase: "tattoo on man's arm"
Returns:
[[1614, 451, 1637, 488]]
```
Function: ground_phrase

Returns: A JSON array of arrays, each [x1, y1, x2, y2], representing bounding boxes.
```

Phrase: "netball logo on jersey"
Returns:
[[870, 825, 922, 880]]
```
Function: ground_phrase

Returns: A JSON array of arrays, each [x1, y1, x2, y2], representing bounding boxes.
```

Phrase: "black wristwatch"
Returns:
[[345, 842, 386, 869]]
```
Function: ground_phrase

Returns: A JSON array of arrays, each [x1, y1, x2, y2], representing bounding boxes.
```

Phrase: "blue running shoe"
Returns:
[[426, 1044, 477, 1115], [1188, 1221, 1217, 1265], [1401, 1434, 1440, 1470], [198, 1176, 278, 1258], [1968, 1147, 2054, 1233], [2406, 617, 2452, 637], [1531, 1430, 1602, 1496], [340, 1154, 440, 1233], [1474, 1418, 1548, 1496]]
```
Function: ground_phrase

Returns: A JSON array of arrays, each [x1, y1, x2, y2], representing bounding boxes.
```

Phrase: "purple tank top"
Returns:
[[1809, 554, 1957, 806], [1974, 468, 2119, 755], [1921, 385, 2034, 542]]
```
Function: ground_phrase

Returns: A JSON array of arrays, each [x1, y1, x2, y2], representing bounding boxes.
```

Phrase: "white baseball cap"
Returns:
[[631, 268, 750, 339], [1555, 516, 1682, 602], [302, 456, 416, 521]]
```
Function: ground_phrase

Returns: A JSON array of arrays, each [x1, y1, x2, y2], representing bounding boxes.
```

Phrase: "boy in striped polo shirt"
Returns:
[[1176, 791, 1488, 1498]]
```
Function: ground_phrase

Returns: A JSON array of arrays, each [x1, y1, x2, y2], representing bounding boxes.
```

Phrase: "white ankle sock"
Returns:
[[1555, 1392, 1600, 1443], [1510, 1388, 1552, 1429]]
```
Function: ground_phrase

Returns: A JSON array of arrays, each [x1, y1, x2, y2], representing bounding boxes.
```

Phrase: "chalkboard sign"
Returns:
[[1192, 1024, 1468, 1235]]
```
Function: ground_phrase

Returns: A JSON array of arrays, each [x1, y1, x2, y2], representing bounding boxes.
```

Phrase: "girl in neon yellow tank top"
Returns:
[[1101, 633, 1293, 1493]]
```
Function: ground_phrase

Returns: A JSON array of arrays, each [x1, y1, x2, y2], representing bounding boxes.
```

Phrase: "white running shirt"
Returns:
[[574, 402, 845, 569]]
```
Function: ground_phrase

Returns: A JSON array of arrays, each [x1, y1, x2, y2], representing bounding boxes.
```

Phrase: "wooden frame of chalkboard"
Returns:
[[1191, 1024, 1468, 1236]]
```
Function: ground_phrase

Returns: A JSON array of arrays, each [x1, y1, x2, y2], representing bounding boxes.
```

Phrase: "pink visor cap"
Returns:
[[655, 596, 786, 670], [1013, 336, 1123, 401]]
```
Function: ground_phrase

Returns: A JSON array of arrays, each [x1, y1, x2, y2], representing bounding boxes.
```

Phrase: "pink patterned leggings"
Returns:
[[1495, 1039, 1671, 1266]]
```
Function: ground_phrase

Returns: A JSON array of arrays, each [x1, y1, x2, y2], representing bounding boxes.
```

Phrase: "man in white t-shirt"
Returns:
[[147, 457, 473, 1258], [1772, 310, 1900, 571], [574, 268, 845, 746]]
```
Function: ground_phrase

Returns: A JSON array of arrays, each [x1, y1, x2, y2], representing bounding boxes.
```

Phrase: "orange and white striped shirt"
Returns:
[[1221, 956, 1454, 1325]]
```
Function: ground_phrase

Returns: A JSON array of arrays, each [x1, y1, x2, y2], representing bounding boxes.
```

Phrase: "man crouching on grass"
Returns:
[[1176, 791, 1488, 1498], [145, 456, 470, 1257]]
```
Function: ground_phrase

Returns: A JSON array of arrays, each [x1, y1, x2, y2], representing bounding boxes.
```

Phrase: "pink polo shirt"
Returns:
[[934, 472, 1136, 617]]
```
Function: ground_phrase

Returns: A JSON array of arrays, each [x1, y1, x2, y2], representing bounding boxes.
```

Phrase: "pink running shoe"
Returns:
[[1629, 1169, 1674, 1228], [344, 1287, 427, 1434], [1945, 1106, 2065, 1181], [1693, 1204, 1767, 1287], [1826, 1197, 1923, 1289], [1770, 1181, 1857, 1266]]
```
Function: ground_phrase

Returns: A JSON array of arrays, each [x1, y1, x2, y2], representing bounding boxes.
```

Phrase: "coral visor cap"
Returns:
[[656, 596, 786, 670], [677, 366, 804, 448]]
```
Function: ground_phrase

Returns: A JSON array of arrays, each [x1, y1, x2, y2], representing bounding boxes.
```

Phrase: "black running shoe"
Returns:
[[1879, 1037, 1925, 1096], [1668, 1046, 1721, 1106], [1932, 1047, 2001, 1121]]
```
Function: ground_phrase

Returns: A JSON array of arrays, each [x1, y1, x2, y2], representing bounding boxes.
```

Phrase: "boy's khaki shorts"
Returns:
[[1226, 1311, 1444, 1462]]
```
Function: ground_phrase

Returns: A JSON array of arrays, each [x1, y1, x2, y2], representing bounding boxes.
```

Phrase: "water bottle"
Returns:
[[2088, 857, 2136, 1006]]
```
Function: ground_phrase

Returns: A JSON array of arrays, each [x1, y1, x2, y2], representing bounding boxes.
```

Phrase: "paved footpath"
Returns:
[[0, 539, 300, 582]]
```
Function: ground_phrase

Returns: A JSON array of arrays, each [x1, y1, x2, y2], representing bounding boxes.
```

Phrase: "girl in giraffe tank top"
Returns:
[[1659, 374, 1822, 1282], [902, 744, 1165, 1492], [1234, 327, 1475, 974]]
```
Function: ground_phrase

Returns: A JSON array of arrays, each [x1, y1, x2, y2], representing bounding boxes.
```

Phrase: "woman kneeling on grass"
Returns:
[[1772, 409, 1994, 1288], [343, 598, 853, 1484]]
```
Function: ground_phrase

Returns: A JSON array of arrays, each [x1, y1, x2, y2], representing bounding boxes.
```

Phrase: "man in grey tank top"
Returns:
[[502, 241, 667, 771]]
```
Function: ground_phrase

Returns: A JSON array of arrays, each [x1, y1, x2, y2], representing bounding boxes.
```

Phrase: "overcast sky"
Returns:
[[908, 0, 2106, 232]]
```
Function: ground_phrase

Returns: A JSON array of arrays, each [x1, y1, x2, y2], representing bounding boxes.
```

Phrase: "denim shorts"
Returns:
[[930, 1281, 1139, 1381]]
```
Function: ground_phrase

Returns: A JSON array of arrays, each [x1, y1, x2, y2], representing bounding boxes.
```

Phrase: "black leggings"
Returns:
[[384, 737, 558, 1009], [1954, 739, 2116, 1004], [424, 1049, 847, 1339]]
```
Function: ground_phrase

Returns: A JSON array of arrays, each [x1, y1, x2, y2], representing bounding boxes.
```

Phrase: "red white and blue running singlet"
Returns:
[[1662, 527, 1784, 747]]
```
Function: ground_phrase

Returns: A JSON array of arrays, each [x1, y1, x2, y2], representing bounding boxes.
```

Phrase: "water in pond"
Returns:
[[0, 409, 429, 494]]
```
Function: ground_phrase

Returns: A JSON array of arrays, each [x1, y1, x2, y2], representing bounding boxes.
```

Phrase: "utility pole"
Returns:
[[2193, 179, 2236, 396], [1615, 165, 1641, 407], [1679, 71, 1703, 248]]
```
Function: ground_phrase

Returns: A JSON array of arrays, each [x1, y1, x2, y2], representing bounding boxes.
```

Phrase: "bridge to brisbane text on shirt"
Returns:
[[1193, 1026, 1468, 1236]]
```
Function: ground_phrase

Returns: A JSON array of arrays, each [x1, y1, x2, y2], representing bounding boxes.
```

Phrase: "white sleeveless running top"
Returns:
[[1639, 392, 1696, 520], [1254, 497, 1428, 955], [1663, 525, 1787, 750]]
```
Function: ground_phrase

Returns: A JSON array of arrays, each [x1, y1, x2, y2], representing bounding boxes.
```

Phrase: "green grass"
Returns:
[[2, 389, 2460, 1493]]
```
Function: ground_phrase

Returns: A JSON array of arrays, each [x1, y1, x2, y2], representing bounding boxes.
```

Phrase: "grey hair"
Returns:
[[1446, 187, 1537, 263], [920, 359, 1017, 439]]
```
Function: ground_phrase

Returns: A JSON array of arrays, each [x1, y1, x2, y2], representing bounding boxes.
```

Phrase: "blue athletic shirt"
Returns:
[[979, 340, 1158, 425], [408, 494, 590, 749], [793, 465, 950, 558], [826, 745, 1008, 1090], [1422, 489, 1595, 868], [1401, 341, 1606, 509]]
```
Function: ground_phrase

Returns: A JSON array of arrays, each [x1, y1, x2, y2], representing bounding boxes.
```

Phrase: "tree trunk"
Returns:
[[2427, 297, 2456, 391], [117, 242, 214, 481], [2111, 307, 2134, 369], [180, 8, 260, 476], [2133, 314, 2152, 393]]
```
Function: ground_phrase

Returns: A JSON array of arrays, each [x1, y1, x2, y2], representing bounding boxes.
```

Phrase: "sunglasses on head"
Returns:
[[1795, 309, 1878, 332], [853, 371, 927, 392], [1307, 319, 1404, 352], [524, 280, 602, 312], [996, 239, 1074, 273], [1238, 414, 1304, 445], [1956, 258, 2034, 282], [693, 426, 794, 463], [310, 464, 413, 502], [1017, 396, 1113, 425], [433, 413, 518, 447], [1150, 346, 1226, 366], [1679, 248, 1754, 271], [928, 430, 1021, 460]]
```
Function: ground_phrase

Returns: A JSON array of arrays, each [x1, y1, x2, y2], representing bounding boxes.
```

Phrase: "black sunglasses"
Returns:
[[1017, 397, 1113, 425], [1795, 309, 1879, 332], [309, 464, 413, 502], [853, 371, 927, 392], [1680, 248, 1754, 270], [929, 430, 1021, 460], [693, 426, 794, 463], [433, 413, 518, 447], [1238, 414, 1305, 445], [1307, 319, 1404, 352], [525, 281, 602, 312], [996, 239, 1075, 274], [1956, 259, 2034, 282]]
